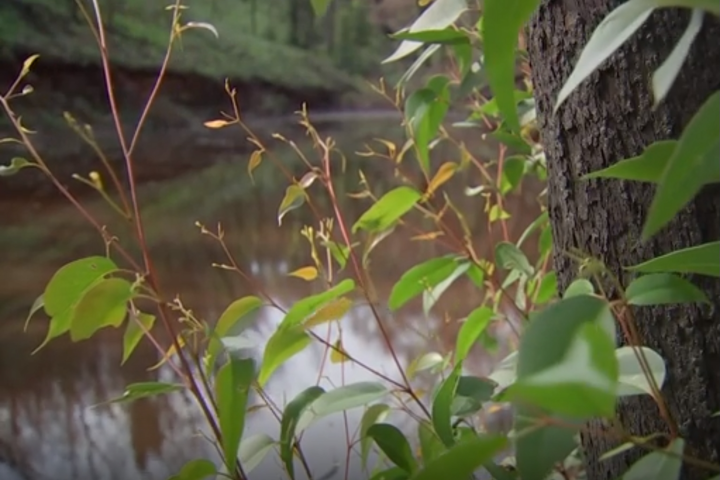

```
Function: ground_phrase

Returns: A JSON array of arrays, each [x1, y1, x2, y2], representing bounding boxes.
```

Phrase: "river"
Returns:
[[0, 116, 541, 480]]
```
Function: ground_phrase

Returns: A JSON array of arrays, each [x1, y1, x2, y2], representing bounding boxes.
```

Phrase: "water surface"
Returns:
[[0, 118, 541, 480]]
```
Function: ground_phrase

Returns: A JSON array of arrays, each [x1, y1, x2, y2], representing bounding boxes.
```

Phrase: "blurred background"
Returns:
[[0, 1, 537, 479]]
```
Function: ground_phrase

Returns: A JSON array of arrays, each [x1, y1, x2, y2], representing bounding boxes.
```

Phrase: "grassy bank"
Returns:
[[0, 0, 372, 92]]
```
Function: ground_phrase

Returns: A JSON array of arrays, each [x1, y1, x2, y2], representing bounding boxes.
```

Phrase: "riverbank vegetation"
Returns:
[[1, 0, 719, 479]]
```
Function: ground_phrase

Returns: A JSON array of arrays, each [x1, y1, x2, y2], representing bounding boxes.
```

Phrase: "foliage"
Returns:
[[1, 0, 719, 479]]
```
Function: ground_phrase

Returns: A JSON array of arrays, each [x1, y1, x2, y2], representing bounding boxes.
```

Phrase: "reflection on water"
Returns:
[[0, 119, 541, 480]]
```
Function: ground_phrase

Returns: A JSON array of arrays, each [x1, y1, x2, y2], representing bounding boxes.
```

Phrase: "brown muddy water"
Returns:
[[0, 118, 542, 480]]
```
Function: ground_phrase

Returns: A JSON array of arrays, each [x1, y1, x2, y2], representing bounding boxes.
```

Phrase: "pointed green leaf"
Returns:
[[516, 414, 580, 480], [417, 420, 445, 464], [626, 241, 720, 277], [382, 0, 467, 63], [623, 438, 684, 480], [24, 294, 44, 331], [169, 459, 216, 480], [408, 434, 507, 480], [238, 433, 275, 475], [281, 279, 355, 328], [482, 0, 539, 130], [582, 141, 677, 183], [422, 261, 469, 315], [280, 386, 326, 479], [455, 306, 493, 362], [278, 184, 306, 226], [259, 325, 311, 386], [555, 0, 654, 110], [104, 381, 184, 404], [44, 256, 118, 317], [643, 91, 720, 239], [122, 311, 155, 365], [296, 382, 389, 434], [389, 256, 458, 311], [70, 278, 133, 341], [360, 404, 391, 469], [652, 9, 704, 107], [352, 186, 421, 234], [495, 242, 534, 276], [367, 423, 417, 473], [215, 358, 255, 474], [0, 157, 33, 176], [206, 296, 263, 370], [626, 273, 709, 305], [431, 365, 461, 447]]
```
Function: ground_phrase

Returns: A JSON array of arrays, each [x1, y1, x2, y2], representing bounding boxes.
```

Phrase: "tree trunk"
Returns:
[[527, 2, 720, 479]]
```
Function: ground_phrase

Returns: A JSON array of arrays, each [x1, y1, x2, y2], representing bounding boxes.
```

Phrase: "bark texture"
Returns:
[[527, 2, 720, 479]]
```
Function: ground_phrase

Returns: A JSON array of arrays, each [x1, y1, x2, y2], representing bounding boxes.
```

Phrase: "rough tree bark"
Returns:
[[527, 2, 720, 479]]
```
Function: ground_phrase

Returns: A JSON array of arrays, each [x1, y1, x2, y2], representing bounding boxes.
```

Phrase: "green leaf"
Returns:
[[360, 404, 392, 470], [43, 256, 118, 317], [517, 211, 549, 248], [280, 386, 325, 480], [625, 273, 708, 305], [407, 352, 445, 379], [455, 306, 493, 362], [367, 423, 418, 473], [405, 76, 451, 173], [296, 382, 389, 434], [258, 325, 311, 386], [432, 365, 461, 446], [564, 279, 595, 298], [388, 256, 458, 311], [105, 381, 184, 404], [169, 459, 216, 480], [206, 296, 263, 370], [482, 0, 539, 131], [534, 272, 558, 304], [382, 0, 468, 63], [281, 279, 355, 328], [408, 435, 508, 480], [616, 346, 667, 396], [652, 9, 704, 106], [643, 91, 720, 239], [353, 186, 421, 234], [505, 322, 619, 418], [417, 420, 445, 464], [278, 184, 306, 226], [555, 0, 654, 111], [122, 311, 155, 365], [582, 141, 677, 182], [626, 241, 720, 277], [515, 414, 580, 480], [70, 278, 133, 341], [622, 438, 684, 480], [24, 294, 44, 331], [0, 157, 33, 176], [370, 467, 410, 480], [215, 358, 254, 474], [451, 376, 495, 417], [517, 295, 616, 379], [422, 261, 469, 316], [501, 156, 526, 194], [238, 433, 275, 475], [391, 28, 468, 44], [310, 0, 331, 18], [495, 242, 534, 276], [488, 351, 518, 391]]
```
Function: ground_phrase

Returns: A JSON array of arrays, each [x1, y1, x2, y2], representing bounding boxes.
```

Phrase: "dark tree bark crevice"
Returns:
[[527, 1, 720, 479]]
